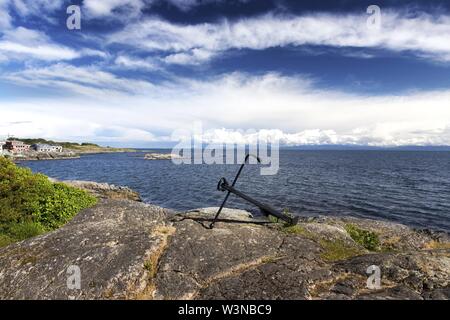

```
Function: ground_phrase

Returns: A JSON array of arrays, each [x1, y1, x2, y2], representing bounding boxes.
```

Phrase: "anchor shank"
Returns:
[[220, 183, 293, 224]]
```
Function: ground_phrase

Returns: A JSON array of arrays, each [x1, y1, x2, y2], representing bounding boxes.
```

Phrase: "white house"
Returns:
[[31, 144, 63, 153]]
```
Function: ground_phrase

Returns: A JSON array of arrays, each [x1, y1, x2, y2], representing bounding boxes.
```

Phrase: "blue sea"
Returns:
[[19, 150, 450, 232]]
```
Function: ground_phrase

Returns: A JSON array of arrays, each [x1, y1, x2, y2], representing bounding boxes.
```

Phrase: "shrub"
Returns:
[[345, 224, 380, 251], [0, 157, 97, 246]]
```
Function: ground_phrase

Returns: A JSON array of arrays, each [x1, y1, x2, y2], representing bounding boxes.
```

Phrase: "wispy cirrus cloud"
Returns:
[[114, 55, 158, 70], [9, 0, 65, 17], [1, 62, 160, 97], [83, 0, 146, 18], [82, 0, 238, 18], [162, 48, 215, 65], [0, 0, 12, 29], [0, 27, 106, 62], [0, 27, 79, 61], [109, 11, 450, 64]]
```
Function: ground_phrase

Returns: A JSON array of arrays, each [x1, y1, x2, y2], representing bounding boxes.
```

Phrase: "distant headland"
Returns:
[[0, 137, 136, 161]]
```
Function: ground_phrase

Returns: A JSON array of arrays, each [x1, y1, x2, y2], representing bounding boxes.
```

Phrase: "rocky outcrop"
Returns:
[[0, 188, 448, 300], [61, 180, 142, 202], [0, 200, 174, 299], [11, 151, 80, 161], [154, 210, 450, 300], [144, 153, 181, 160]]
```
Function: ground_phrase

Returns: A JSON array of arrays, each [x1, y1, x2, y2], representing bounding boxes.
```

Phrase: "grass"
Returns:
[[425, 241, 450, 250], [281, 224, 364, 261], [268, 208, 294, 224], [282, 224, 313, 237], [280, 222, 369, 262], [345, 224, 380, 251], [319, 239, 365, 262], [144, 260, 157, 277]]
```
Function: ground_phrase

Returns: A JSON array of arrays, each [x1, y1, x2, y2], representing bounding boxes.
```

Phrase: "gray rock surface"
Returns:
[[0, 200, 174, 299], [154, 208, 449, 300], [0, 195, 448, 300], [59, 180, 142, 202], [11, 151, 79, 161]]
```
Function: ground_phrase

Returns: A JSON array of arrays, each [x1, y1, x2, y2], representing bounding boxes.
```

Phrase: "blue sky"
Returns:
[[1, 0, 450, 147]]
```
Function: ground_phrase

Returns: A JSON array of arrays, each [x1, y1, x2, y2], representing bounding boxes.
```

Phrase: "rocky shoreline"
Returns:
[[9, 151, 80, 161], [0, 182, 448, 300], [5, 149, 135, 162]]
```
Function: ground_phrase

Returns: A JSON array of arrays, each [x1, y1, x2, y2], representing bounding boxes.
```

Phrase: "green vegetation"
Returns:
[[282, 224, 310, 236], [319, 239, 364, 262], [280, 224, 364, 261], [7, 137, 98, 149], [0, 157, 97, 247], [144, 260, 157, 276], [345, 224, 380, 251], [268, 208, 293, 224]]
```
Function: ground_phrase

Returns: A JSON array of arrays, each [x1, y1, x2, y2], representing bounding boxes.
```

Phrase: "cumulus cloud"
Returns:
[[0, 109, 158, 143], [110, 11, 450, 64], [2, 71, 450, 146]]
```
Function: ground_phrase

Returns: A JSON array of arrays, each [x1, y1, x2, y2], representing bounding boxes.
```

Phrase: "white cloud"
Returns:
[[1, 63, 160, 97], [110, 11, 450, 63], [163, 48, 215, 65], [0, 40, 79, 61], [0, 27, 106, 62], [0, 0, 65, 26], [83, 0, 147, 18], [11, 0, 64, 17], [0, 109, 158, 143], [166, 0, 229, 11], [82, 0, 231, 18], [114, 55, 158, 70], [0, 0, 12, 30], [2, 72, 450, 146]]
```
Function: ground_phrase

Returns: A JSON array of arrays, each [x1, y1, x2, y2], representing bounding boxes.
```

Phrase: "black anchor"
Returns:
[[210, 154, 299, 229]]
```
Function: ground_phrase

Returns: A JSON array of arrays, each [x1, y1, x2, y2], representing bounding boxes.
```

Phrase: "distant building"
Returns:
[[31, 144, 63, 153], [0, 141, 4, 154], [4, 140, 30, 153]]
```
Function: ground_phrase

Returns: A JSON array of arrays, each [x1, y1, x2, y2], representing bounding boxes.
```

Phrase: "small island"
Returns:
[[144, 153, 181, 160]]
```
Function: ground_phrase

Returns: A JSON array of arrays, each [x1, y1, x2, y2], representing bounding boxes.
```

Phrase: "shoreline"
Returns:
[[4, 149, 138, 162]]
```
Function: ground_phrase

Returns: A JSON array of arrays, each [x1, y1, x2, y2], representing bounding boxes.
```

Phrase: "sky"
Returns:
[[1, 0, 450, 147]]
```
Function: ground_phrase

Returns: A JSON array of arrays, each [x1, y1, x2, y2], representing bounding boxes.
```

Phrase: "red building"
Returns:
[[4, 140, 30, 153]]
